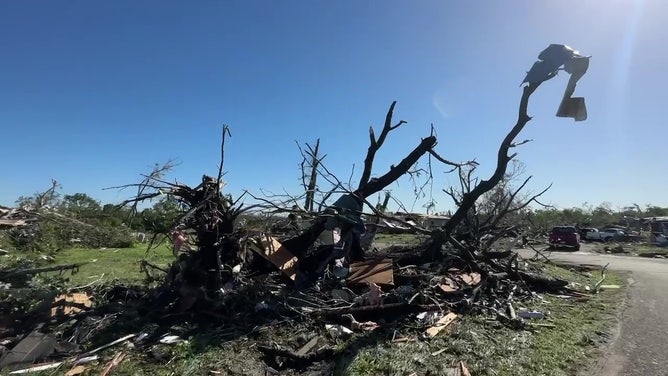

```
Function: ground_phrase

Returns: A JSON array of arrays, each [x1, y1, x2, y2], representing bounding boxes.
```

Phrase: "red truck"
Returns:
[[548, 226, 580, 251]]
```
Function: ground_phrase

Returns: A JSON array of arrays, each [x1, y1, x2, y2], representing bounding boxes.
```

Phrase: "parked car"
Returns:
[[579, 227, 597, 240], [586, 228, 625, 242], [549, 226, 580, 250], [600, 228, 625, 242], [584, 228, 600, 241]]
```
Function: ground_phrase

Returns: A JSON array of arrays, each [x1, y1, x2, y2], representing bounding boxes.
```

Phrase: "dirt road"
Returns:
[[518, 245, 668, 376]]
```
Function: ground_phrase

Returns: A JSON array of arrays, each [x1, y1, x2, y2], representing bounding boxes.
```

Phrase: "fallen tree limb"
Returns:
[[527, 244, 554, 264], [483, 250, 513, 260], [0, 263, 86, 280]]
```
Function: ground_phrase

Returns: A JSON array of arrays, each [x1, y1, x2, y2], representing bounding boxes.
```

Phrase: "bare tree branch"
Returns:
[[354, 136, 437, 199], [443, 83, 541, 235], [216, 125, 231, 195], [510, 139, 532, 148], [358, 101, 408, 189]]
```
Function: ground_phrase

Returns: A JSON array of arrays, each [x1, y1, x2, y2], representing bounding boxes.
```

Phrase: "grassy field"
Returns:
[[49, 244, 174, 285], [0, 244, 175, 286], [1, 246, 625, 375]]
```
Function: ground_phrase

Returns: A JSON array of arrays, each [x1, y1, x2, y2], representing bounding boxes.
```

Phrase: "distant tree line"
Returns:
[[523, 203, 668, 235], [5, 183, 667, 252]]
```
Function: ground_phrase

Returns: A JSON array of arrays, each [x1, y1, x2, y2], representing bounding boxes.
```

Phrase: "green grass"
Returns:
[[47, 244, 174, 285], [373, 233, 422, 246]]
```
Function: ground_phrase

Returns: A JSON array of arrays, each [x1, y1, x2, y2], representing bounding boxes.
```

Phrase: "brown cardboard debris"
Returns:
[[425, 312, 458, 337], [439, 277, 459, 293], [51, 293, 92, 317], [347, 259, 394, 286], [249, 236, 299, 280], [459, 272, 481, 286]]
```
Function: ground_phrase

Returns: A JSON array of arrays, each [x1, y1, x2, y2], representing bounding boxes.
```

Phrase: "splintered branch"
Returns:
[[358, 101, 408, 190], [443, 83, 541, 235], [429, 150, 478, 172], [216, 125, 232, 195], [109, 160, 178, 220]]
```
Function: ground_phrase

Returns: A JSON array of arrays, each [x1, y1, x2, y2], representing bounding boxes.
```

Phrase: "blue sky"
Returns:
[[1, 0, 666, 212]]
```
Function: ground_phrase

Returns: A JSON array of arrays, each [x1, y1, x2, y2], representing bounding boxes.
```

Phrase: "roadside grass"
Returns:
[[590, 242, 668, 256]]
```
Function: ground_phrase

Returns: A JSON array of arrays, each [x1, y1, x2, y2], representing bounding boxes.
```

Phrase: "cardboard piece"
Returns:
[[458, 272, 481, 286], [51, 293, 92, 317], [347, 259, 394, 286], [249, 236, 299, 281]]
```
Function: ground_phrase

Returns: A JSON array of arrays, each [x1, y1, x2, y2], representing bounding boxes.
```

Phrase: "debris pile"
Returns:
[[0, 44, 601, 373], [0, 207, 593, 374], [0, 206, 37, 230]]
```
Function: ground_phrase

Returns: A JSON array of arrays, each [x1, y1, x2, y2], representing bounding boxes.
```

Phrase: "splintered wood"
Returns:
[[425, 312, 458, 337], [249, 235, 299, 280]]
